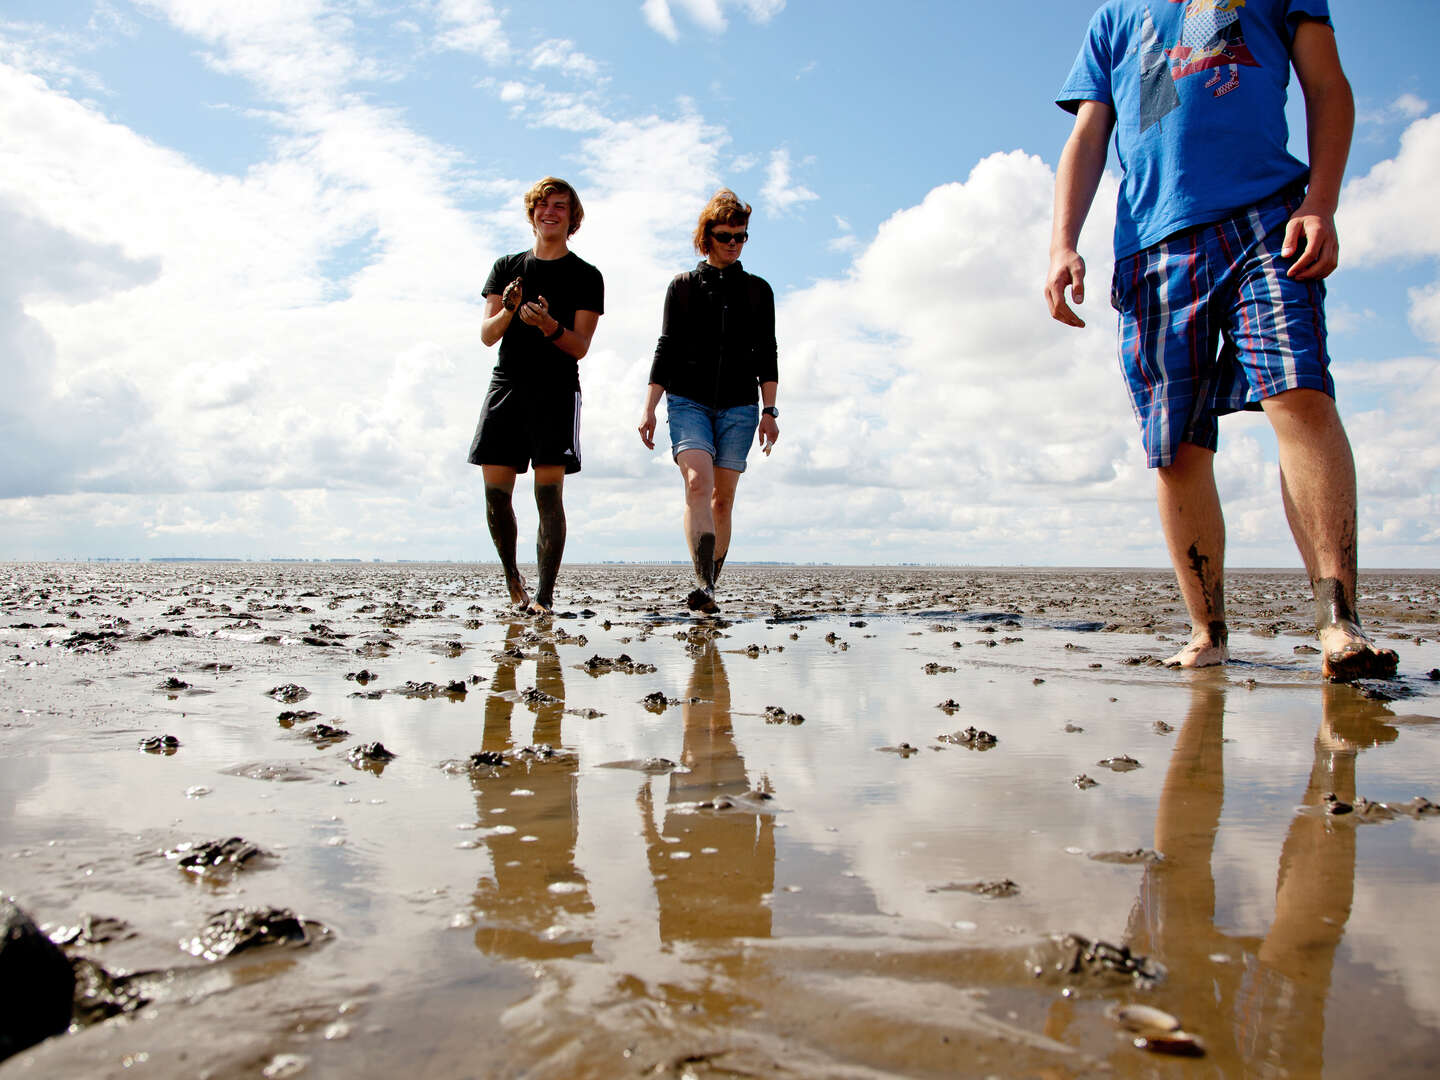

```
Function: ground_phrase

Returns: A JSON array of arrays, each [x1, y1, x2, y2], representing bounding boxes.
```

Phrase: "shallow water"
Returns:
[[2, 563, 1439, 1077]]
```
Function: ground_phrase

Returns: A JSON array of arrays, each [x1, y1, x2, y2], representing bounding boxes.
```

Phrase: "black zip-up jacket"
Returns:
[[648, 260, 778, 409]]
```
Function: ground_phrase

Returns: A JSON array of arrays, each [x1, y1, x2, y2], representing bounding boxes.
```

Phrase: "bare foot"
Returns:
[[1163, 637, 1229, 668], [505, 572, 531, 612], [1318, 622, 1398, 682], [686, 586, 719, 616]]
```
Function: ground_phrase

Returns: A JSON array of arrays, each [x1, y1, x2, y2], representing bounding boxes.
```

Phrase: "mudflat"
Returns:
[[2, 562, 1438, 1078]]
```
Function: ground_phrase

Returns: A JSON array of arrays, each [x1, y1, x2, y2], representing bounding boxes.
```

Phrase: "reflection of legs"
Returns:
[[482, 623, 525, 752], [1262, 389, 1397, 680], [1156, 443, 1229, 668], [1241, 683, 1360, 1074], [532, 466, 566, 613], [483, 466, 529, 609], [647, 642, 774, 942], [677, 449, 719, 612], [531, 640, 565, 747], [1127, 682, 1242, 1049]]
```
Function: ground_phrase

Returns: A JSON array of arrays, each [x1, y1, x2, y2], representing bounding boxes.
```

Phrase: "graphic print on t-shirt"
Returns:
[[1140, 0, 1262, 131]]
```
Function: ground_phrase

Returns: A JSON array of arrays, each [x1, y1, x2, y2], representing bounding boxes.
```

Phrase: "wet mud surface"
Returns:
[[3, 562, 1440, 1078]]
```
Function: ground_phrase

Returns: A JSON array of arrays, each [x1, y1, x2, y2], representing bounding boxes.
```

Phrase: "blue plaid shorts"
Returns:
[[1110, 185, 1335, 468]]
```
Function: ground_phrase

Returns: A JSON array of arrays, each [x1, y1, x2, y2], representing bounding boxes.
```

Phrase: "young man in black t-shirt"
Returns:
[[468, 177, 604, 613]]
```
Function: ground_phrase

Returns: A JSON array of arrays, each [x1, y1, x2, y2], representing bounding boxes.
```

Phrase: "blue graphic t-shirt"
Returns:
[[1057, 0, 1331, 258]]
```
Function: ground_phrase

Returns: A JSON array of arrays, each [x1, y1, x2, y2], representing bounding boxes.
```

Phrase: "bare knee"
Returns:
[[683, 473, 713, 507]]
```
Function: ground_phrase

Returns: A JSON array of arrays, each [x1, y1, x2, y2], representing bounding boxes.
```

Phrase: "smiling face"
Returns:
[[531, 192, 572, 240]]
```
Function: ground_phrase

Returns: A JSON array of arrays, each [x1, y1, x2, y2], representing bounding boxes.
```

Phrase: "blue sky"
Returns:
[[2, 0, 1437, 566]]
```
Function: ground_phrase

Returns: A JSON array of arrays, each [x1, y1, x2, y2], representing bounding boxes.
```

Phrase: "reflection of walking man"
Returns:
[[468, 177, 604, 615], [1125, 680, 1395, 1072], [1046, 2, 1397, 680], [469, 623, 593, 960]]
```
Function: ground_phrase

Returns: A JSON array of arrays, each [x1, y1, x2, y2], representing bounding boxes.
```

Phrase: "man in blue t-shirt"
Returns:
[[1045, 0, 1397, 681]]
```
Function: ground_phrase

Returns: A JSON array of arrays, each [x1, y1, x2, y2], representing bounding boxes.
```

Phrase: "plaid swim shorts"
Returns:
[[1110, 184, 1335, 468]]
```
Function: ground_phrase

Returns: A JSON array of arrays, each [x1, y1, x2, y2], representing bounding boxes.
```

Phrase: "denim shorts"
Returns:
[[666, 394, 758, 473], [1110, 185, 1333, 469]]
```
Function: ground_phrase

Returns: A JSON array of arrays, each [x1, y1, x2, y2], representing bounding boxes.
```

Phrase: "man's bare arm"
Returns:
[[1286, 19, 1354, 280], [1046, 100, 1115, 327]]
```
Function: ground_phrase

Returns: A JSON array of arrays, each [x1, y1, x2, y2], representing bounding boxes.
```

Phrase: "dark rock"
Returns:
[[0, 899, 74, 1061]]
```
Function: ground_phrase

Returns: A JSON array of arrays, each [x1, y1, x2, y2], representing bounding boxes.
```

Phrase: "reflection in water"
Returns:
[[1128, 681, 1399, 1074], [641, 642, 775, 943], [469, 624, 593, 960]]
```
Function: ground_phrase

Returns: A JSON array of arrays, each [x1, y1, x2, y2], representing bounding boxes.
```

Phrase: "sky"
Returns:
[[1, 0, 1438, 567]]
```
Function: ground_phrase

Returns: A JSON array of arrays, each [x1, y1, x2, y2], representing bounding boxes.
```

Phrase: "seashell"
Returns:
[[1111, 1003, 1181, 1034]]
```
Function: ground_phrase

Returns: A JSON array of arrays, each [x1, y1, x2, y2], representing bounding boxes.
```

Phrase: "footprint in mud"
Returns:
[[928, 879, 1020, 898], [221, 761, 323, 782], [596, 757, 688, 775], [1086, 848, 1162, 864], [877, 742, 921, 757]]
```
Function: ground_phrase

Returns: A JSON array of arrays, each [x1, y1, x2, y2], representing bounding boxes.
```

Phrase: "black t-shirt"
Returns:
[[482, 250, 604, 390]]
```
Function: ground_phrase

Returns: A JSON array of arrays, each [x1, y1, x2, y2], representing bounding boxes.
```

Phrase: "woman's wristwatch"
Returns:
[[762, 406, 779, 418]]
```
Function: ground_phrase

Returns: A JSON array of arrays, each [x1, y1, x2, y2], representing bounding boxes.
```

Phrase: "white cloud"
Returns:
[[641, 0, 784, 40], [529, 39, 603, 82], [1391, 92, 1429, 119], [759, 147, 817, 217], [431, 0, 510, 63], [1341, 113, 1440, 265]]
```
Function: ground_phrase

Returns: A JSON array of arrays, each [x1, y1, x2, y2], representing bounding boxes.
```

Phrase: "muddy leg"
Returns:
[[1155, 442, 1229, 667], [677, 450, 720, 614], [483, 465, 529, 610], [532, 467, 566, 614], [1263, 388, 1397, 680]]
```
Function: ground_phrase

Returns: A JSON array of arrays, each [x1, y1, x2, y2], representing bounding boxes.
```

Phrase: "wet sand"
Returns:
[[2, 562, 1439, 1078]]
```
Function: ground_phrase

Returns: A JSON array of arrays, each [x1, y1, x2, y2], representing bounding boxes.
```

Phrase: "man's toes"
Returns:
[[1323, 642, 1399, 682]]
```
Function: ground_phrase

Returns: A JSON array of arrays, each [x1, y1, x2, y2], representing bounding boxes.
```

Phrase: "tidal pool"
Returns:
[[2, 563, 1438, 1077]]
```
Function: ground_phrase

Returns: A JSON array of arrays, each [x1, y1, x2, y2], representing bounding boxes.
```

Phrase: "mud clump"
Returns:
[[582, 653, 657, 675], [937, 726, 998, 750], [180, 907, 329, 962], [167, 837, 267, 876], [1030, 932, 1164, 988], [763, 705, 805, 725], [139, 734, 181, 754], [1097, 754, 1142, 772], [267, 683, 310, 703]]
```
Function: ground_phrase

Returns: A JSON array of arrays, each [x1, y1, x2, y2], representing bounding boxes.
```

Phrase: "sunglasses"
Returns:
[[711, 230, 748, 244]]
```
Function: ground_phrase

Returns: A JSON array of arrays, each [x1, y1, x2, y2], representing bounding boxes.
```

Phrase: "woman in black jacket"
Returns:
[[639, 189, 779, 614]]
